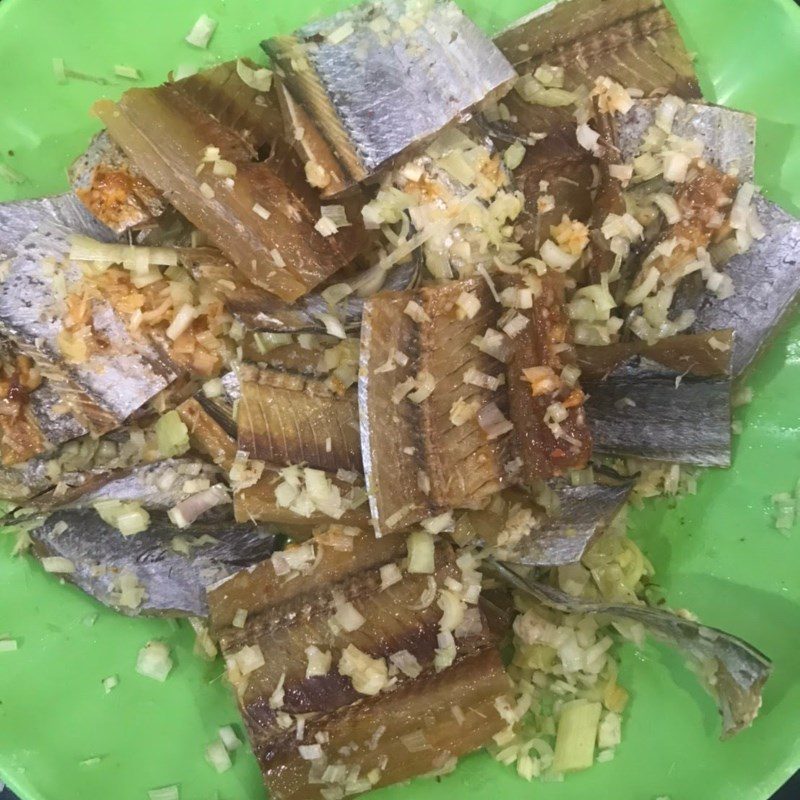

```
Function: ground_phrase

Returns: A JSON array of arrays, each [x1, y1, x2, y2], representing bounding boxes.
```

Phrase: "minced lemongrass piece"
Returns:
[[41, 556, 75, 574], [0, 639, 18, 652], [449, 397, 480, 426], [404, 300, 430, 324], [212, 159, 237, 177], [269, 672, 286, 709], [314, 312, 346, 339], [591, 76, 633, 115], [502, 312, 529, 338], [114, 64, 141, 80], [576, 123, 601, 156], [232, 608, 248, 628], [552, 699, 602, 773], [103, 675, 118, 693], [504, 141, 526, 170], [422, 510, 454, 535], [389, 650, 422, 678], [456, 291, 481, 320], [609, 163, 634, 182], [477, 402, 514, 440], [338, 645, 389, 696], [540, 239, 579, 271], [168, 484, 229, 528], [53, 57, 67, 84], [156, 410, 190, 457], [299, 743, 324, 761], [463, 367, 503, 391], [305, 645, 332, 678], [655, 94, 685, 133], [167, 303, 197, 342], [136, 641, 173, 682], [406, 530, 435, 574], [219, 726, 242, 751], [205, 740, 232, 773], [327, 20, 355, 43], [534, 64, 564, 87], [315, 216, 339, 237], [234, 644, 265, 675], [335, 601, 366, 632], [662, 150, 690, 182], [236, 59, 273, 91], [379, 562, 402, 589], [624, 267, 660, 307], [651, 192, 682, 224], [199, 182, 215, 199], [408, 371, 436, 403], [185, 14, 217, 48], [252, 202, 271, 221], [148, 786, 179, 800]]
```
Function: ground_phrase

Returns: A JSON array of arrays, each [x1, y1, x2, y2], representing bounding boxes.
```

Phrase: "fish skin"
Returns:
[[494, 481, 633, 567], [579, 331, 733, 467], [691, 194, 800, 376], [494, 561, 772, 739], [68, 130, 166, 234], [616, 101, 757, 182], [30, 508, 279, 617], [237, 365, 362, 474], [263, 0, 516, 184], [0, 219, 178, 435]]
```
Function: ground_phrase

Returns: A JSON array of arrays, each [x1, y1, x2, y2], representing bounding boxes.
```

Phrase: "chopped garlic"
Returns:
[[449, 396, 480, 426], [338, 645, 389, 695]]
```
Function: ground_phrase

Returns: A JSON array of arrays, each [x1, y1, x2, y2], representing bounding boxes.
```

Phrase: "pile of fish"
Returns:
[[2, 0, 796, 796]]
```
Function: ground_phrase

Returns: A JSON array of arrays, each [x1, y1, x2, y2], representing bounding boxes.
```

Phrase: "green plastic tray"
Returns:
[[1, 1, 799, 799]]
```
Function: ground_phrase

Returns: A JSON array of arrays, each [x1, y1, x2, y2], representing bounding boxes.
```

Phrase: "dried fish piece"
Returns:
[[0, 219, 178, 436], [177, 396, 238, 472], [360, 277, 514, 534], [208, 531, 509, 799], [237, 365, 362, 473], [578, 330, 733, 466], [263, 0, 516, 188], [69, 130, 166, 234], [493, 561, 772, 738], [94, 62, 367, 302], [507, 274, 592, 481], [691, 194, 800, 376], [30, 509, 278, 617]]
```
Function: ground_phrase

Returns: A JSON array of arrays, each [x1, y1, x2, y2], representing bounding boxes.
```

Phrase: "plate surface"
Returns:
[[1, 1, 799, 799]]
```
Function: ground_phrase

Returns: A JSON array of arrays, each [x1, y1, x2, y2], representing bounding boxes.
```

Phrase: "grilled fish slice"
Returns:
[[578, 330, 733, 466], [208, 531, 509, 799], [237, 365, 362, 473], [68, 130, 166, 234], [495, 561, 771, 738], [691, 194, 800, 376], [94, 61, 368, 302], [0, 215, 178, 435], [507, 274, 592, 481], [30, 509, 278, 617], [263, 0, 516, 190], [360, 277, 514, 534]]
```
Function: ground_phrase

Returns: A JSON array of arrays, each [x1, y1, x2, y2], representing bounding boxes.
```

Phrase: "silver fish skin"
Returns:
[[617, 101, 757, 181], [30, 508, 279, 617], [582, 356, 732, 467], [692, 194, 800, 376], [493, 561, 772, 739], [263, 0, 516, 182], [0, 219, 178, 434], [494, 481, 632, 567]]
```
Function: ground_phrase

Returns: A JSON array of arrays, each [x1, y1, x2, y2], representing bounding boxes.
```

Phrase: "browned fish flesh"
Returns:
[[237, 365, 362, 474], [94, 60, 368, 302], [359, 277, 515, 534], [208, 531, 510, 799], [507, 274, 592, 482]]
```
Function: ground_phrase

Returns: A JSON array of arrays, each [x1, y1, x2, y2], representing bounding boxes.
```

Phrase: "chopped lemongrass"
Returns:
[[379, 562, 402, 589], [185, 14, 217, 48], [232, 608, 248, 628], [205, 740, 232, 773], [218, 726, 243, 751], [236, 59, 273, 91], [305, 645, 333, 678], [0, 639, 18, 652], [252, 203, 271, 221], [41, 556, 76, 574], [406, 530, 435, 574], [136, 641, 173, 682], [53, 57, 67, 84], [156, 410, 190, 457], [114, 64, 141, 80], [148, 786, 179, 800], [335, 601, 366, 632], [503, 141, 526, 170], [103, 675, 118, 693], [327, 21, 355, 44], [199, 182, 215, 199], [552, 699, 602, 773]]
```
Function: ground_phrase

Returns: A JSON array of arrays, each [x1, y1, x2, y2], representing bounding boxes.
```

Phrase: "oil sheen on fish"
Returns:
[[237, 365, 362, 473], [30, 509, 278, 617], [494, 561, 771, 738], [69, 130, 166, 234], [94, 61, 368, 302], [578, 330, 733, 466], [0, 207, 177, 435], [208, 530, 509, 799], [359, 277, 515, 534], [691, 194, 800, 376], [263, 0, 516, 188]]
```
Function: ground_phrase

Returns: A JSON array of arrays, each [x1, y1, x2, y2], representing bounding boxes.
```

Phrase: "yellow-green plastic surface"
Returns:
[[1, 1, 799, 799]]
